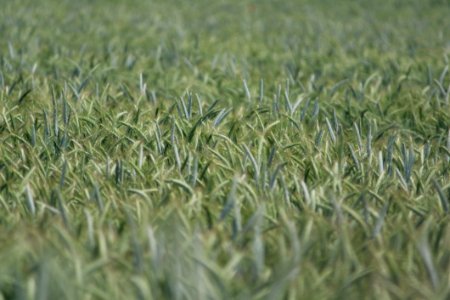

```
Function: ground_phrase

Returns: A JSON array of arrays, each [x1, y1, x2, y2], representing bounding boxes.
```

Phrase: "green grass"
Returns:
[[1, 0, 450, 299]]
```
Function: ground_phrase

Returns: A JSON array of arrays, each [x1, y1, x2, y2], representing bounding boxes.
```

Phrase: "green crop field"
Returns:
[[0, 0, 449, 299]]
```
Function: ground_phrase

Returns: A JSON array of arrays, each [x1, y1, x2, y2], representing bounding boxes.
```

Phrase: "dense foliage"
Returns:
[[0, 0, 449, 299]]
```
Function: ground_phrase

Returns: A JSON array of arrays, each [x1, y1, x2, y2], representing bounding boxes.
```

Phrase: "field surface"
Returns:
[[1, 0, 450, 299]]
